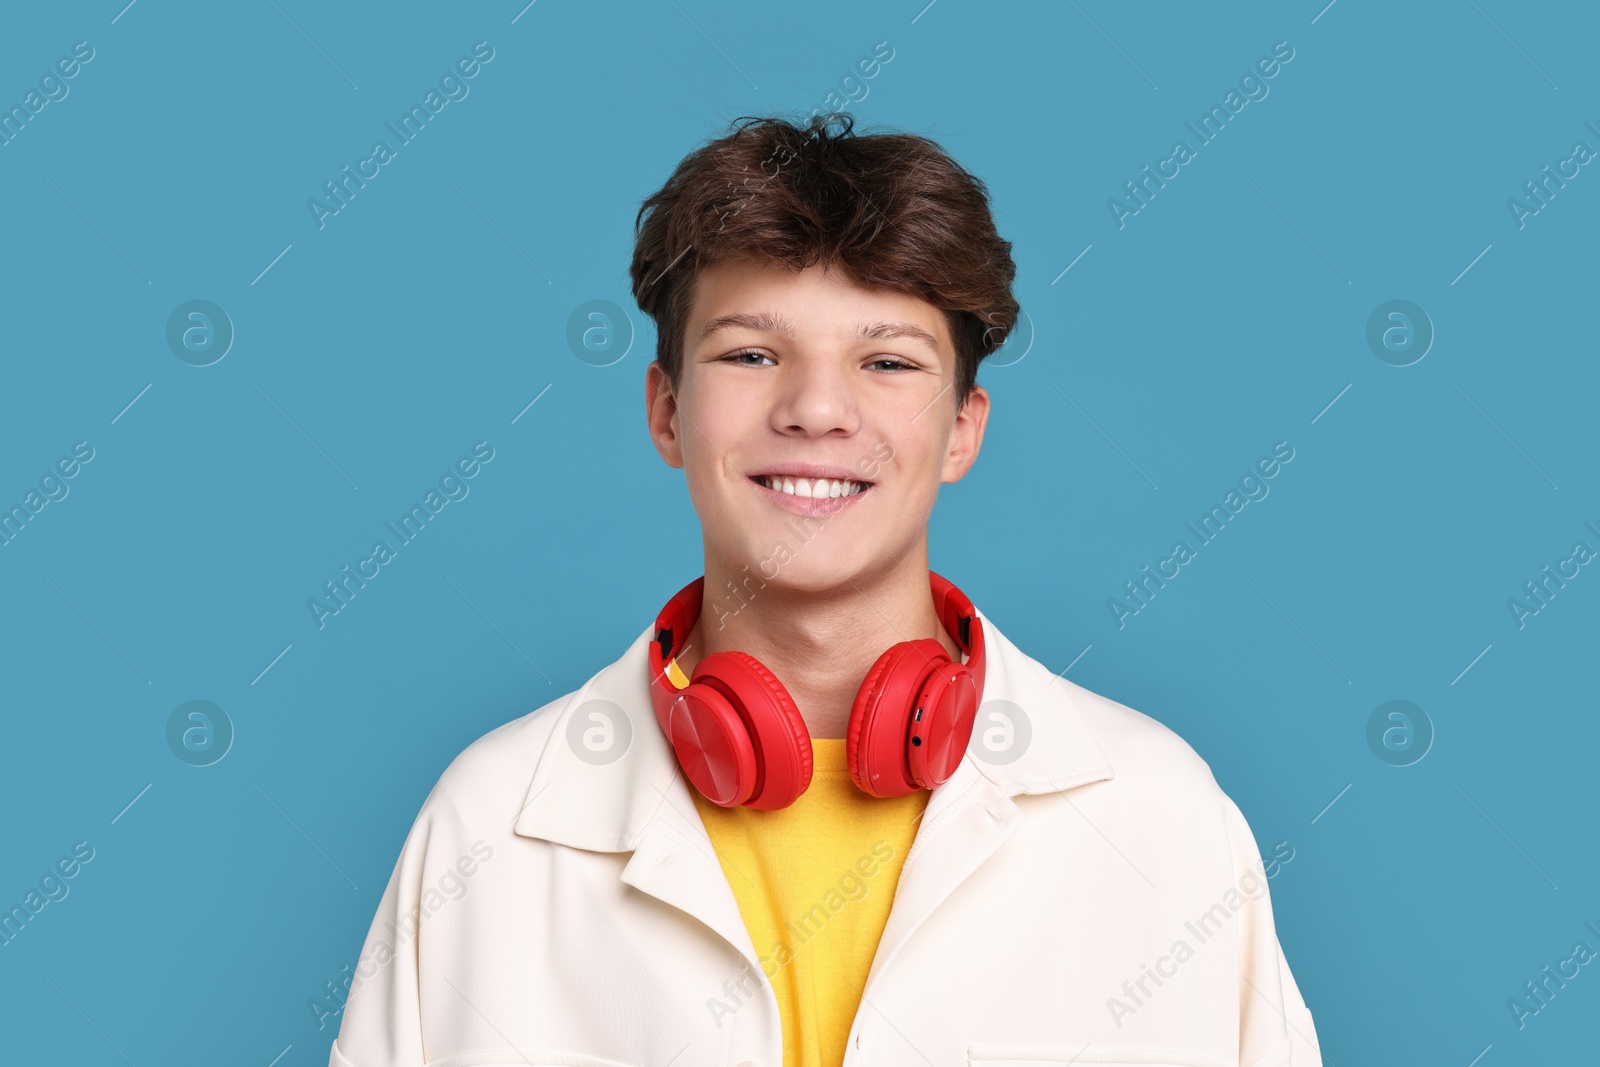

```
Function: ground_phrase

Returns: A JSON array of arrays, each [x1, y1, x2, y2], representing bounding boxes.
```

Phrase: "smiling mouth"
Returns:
[[748, 474, 872, 499]]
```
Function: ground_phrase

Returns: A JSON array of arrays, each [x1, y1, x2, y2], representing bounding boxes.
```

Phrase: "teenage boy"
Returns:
[[330, 114, 1321, 1067]]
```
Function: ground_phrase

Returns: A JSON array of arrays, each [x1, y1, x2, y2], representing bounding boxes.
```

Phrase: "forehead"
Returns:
[[685, 259, 953, 356]]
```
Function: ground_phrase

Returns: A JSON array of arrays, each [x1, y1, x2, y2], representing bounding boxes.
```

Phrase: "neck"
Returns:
[[673, 549, 962, 740]]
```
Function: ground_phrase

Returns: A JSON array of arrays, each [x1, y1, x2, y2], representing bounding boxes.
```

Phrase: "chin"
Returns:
[[715, 538, 867, 592]]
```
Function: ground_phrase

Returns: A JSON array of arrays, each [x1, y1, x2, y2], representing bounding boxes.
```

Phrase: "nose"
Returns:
[[768, 355, 862, 438]]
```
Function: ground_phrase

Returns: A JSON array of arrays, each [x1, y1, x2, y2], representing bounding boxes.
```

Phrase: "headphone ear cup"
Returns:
[[905, 659, 981, 790], [661, 671, 759, 807], [690, 650, 813, 810], [847, 638, 948, 798], [845, 650, 896, 796]]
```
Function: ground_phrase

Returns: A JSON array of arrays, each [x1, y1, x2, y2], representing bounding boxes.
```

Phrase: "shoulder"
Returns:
[[1028, 657, 1255, 847], [977, 612, 1235, 816], [410, 683, 585, 832], [1049, 671, 1271, 857], [1056, 673, 1221, 798], [1030, 670, 1276, 895]]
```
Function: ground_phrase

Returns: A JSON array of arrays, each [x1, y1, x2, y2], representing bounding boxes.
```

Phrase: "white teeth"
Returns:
[[758, 475, 867, 498]]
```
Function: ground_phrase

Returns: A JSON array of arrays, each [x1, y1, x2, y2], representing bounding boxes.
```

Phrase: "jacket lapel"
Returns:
[[858, 757, 1023, 999], [511, 608, 1117, 996], [857, 609, 1116, 1000], [619, 791, 768, 979], [513, 624, 768, 978]]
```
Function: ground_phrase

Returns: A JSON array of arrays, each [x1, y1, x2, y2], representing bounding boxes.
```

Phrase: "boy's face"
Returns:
[[645, 258, 989, 591]]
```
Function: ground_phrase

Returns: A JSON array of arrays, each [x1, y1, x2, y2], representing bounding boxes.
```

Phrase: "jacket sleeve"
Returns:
[[1220, 793, 1322, 1067], [327, 788, 444, 1067]]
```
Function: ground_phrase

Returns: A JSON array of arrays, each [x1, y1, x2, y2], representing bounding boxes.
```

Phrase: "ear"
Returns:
[[645, 361, 684, 469], [940, 384, 989, 484]]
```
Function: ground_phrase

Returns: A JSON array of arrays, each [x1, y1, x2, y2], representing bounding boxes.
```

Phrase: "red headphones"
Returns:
[[647, 571, 986, 810]]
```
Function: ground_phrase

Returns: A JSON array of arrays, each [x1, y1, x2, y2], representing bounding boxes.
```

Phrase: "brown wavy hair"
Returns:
[[629, 113, 1018, 413]]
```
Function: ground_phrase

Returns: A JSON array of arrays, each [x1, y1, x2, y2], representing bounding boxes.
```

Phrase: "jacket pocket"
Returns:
[[968, 1046, 1233, 1067], [422, 1051, 636, 1067]]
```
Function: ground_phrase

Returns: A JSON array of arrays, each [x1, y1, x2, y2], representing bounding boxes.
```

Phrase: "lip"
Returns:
[[748, 461, 875, 484], [746, 473, 873, 517]]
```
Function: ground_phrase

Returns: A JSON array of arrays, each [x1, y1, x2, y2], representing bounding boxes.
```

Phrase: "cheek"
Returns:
[[874, 438, 938, 500], [679, 444, 745, 523], [902, 478, 942, 518], [891, 429, 945, 478], [683, 382, 750, 449], [681, 453, 724, 508]]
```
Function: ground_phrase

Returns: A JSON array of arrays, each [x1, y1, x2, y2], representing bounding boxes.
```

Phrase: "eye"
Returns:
[[868, 357, 919, 372], [721, 349, 775, 367]]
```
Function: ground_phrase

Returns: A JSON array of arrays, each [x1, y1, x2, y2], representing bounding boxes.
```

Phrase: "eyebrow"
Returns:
[[698, 312, 942, 357]]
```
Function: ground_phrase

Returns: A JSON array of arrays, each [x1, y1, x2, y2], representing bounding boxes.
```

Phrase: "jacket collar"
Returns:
[[512, 605, 1115, 853]]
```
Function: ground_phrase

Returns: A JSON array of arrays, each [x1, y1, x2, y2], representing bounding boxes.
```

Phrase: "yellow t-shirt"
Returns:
[[689, 735, 928, 1067]]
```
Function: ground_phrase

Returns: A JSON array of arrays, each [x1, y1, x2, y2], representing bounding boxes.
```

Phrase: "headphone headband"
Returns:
[[648, 571, 985, 738]]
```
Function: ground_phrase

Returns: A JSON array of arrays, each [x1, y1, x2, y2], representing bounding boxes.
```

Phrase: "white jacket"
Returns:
[[330, 606, 1321, 1067]]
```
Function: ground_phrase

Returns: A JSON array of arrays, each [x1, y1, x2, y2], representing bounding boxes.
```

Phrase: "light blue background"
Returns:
[[2, 1, 1596, 1062]]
